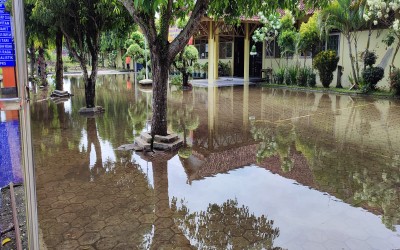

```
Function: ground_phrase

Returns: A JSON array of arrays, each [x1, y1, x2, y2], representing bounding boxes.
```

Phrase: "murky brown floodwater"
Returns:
[[31, 74, 400, 249]]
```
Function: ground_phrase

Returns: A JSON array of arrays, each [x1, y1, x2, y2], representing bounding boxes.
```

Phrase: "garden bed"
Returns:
[[261, 83, 400, 99]]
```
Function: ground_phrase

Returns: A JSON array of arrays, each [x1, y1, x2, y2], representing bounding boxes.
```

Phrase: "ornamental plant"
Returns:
[[313, 50, 339, 88], [389, 68, 400, 95], [361, 51, 384, 92]]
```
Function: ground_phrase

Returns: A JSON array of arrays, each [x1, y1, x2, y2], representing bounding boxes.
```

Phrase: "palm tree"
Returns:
[[319, 0, 366, 87]]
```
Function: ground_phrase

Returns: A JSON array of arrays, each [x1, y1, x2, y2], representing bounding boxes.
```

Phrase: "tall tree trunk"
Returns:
[[391, 42, 400, 71], [364, 24, 373, 71], [182, 72, 189, 87], [29, 42, 35, 78], [84, 53, 99, 108], [150, 48, 169, 136], [38, 47, 48, 86], [346, 35, 358, 86], [55, 28, 64, 91], [353, 33, 360, 81]]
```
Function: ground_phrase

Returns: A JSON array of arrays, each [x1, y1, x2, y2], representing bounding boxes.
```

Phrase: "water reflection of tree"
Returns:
[[293, 96, 400, 231], [128, 97, 150, 138], [168, 90, 199, 158], [352, 157, 400, 231], [171, 198, 282, 250], [250, 121, 296, 173]]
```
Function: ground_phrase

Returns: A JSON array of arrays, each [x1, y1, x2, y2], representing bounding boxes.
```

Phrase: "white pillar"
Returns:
[[208, 21, 215, 85], [244, 23, 250, 82]]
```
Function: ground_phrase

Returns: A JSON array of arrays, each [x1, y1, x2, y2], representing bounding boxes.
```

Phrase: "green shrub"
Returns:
[[170, 74, 183, 86], [361, 67, 384, 91], [274, 68, 285, 84], [313, 50, 339, 88], [307, 72, 317, 87], [363, 51, 377, 67], [288, 67, 298, 85], [137, 68, 152, 81], [361, 51, 384, 92], [218, 61, 231, 76], [296, 67, 312, 87], [389, 68, 400, 96]]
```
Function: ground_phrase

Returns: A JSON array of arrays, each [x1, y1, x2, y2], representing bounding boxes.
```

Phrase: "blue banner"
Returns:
[[0, 4, 15, 67]]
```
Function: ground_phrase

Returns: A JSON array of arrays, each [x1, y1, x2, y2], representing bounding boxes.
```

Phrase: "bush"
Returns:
[[274, 68, 285, 84], [361, 51, 384, 92], [218, 61, 231, 76], [307, 72, 317, 87], [363, 51, 377, 67], [287, 66, 298, 85], [137, 68, 152, 81], [170, 74, 183, 86], [361, 67, 384, 91], [296, 67, 313, 87], [389, 68, 400, 96], [283, 66, 298, 85], [313, 50, 339, 88]]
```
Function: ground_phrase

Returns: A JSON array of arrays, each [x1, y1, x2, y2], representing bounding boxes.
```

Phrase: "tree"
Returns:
[[172, 45, 198, 88], [298, 12, 320, 66], [313, 50, 340, 88], [116, 0, 281, 136], [364, 0, 400, 71], [319, 0, 366, 87], [124, 31, 146, 71], [29, 0, 66, 90], [34, 0, 131, 108], [171, 198, 282, 249]]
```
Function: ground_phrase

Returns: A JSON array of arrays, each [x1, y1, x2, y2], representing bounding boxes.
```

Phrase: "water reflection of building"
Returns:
[[176, 86, 400, 230]]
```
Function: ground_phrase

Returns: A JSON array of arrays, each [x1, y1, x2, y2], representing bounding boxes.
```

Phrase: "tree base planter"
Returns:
[[133, 132, 183, 152], [182, 84, 192, 91], [78, 106, 105, 115], [139, 79, 153, 85], [50, 90, 73, 98]]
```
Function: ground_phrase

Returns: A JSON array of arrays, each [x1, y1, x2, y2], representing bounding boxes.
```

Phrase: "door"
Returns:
[[234, 37, 244, 77]]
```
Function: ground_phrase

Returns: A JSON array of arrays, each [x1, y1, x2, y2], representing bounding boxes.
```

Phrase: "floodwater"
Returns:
[[31, 74, 400, 250]]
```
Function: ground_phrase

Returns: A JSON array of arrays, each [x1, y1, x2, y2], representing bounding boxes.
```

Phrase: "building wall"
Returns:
[[263, 29, 400, 89]]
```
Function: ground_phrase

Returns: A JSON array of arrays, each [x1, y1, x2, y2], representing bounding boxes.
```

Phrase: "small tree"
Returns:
[[361, 51, 384, 92], [172, 45, 198, 89], [298, 12, 320, 66], [125, 31, 148, 72], [313, 50, 339, 88]]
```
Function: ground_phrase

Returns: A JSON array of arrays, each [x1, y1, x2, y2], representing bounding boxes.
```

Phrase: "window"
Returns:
[[326, 33, 340, 54], [219, 42, 233, 59], [265, 39, 281, 58], [194, 39, 208, 59]]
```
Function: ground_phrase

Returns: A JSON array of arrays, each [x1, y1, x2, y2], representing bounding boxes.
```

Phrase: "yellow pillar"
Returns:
[[243, 82, 249, 132], [208, 21, 215, 85], [214, 27, 219, 80], [244, 23, 250, 82], [208, 86, 218, 149]]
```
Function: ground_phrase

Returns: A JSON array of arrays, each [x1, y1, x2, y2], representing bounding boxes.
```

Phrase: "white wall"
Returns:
[[263, 29, 400, 89]]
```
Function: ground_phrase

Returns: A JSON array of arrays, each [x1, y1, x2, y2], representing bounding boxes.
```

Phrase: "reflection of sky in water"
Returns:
[[63, 78, 72, 113], [78, 128, 116, 170], [162, 155, 400, 249]]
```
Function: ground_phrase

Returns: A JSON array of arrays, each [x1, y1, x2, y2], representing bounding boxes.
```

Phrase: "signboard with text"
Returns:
[[0, 0, 15, 67]]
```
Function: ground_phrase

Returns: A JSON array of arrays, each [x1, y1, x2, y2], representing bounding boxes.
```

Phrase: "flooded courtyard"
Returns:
[[31, 74, 400, 249]]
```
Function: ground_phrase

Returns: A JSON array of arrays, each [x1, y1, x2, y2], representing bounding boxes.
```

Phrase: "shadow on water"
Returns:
[[30, 74, 400, 249]]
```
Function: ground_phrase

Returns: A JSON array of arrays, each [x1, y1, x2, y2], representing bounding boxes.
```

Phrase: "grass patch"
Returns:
[[260, 82, 397, 98]]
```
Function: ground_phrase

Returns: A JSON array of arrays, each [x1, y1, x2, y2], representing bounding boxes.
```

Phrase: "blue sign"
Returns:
[[0, 2, 15, 67]]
